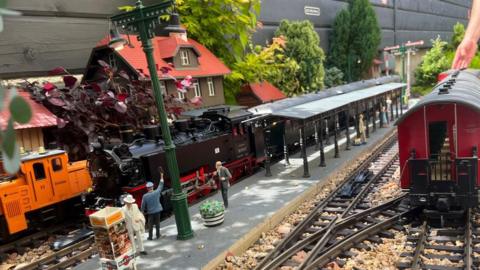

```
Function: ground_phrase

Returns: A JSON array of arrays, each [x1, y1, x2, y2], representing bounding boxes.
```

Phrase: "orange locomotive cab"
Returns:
[[0, 150, 91, 236]]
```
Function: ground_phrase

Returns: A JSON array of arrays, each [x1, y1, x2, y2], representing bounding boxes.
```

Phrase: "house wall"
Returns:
[[16, 128, 45, 152], [164, 76, 225, 110]]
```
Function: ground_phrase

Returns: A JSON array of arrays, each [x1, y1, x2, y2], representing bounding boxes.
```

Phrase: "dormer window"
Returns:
[[180, 50, 190, 65]]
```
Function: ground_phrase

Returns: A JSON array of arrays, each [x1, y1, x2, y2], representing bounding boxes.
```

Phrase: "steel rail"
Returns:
[[255, 132, 398, 270], [261, 194, 407, 270], [303, 206, 418, 270]]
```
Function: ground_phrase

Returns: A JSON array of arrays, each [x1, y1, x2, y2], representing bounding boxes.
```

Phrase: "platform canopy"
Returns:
[[271, 82, 406, 120]]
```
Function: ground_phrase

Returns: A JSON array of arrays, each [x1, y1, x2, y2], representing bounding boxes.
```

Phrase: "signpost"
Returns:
[[384, 40, 424, 109]]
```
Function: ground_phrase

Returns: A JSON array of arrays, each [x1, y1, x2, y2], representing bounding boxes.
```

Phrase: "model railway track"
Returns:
[[15, 236, 95, 270], [394, 209, 475, 270], [255, 133, 400, 270], [0, 222, 88, 255]]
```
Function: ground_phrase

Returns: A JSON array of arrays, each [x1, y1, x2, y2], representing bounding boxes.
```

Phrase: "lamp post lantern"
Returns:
[[110, 0, 194, 240]]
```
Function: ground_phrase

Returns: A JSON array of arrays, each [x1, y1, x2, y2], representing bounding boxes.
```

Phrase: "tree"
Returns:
[[176, 0, 261, 66], [228, 37, 301, 96], [414, 37, 450, 86], [328, 0, 381, 81], [327, 9, 350, 73], [274, 20, 325, 92]]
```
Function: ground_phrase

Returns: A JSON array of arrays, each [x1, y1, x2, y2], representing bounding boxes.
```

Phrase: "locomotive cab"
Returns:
[[397, 70, 480, 225], [0, 150, 92, 238]]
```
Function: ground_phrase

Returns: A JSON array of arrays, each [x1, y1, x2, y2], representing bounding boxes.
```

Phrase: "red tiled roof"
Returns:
[[248, 81, 286, 103], [96, 34, 230, 78], [0, 91, 57, 130]]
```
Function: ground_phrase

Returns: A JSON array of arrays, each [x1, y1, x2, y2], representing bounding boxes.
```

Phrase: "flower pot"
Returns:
[[202, 211, 224, 227]]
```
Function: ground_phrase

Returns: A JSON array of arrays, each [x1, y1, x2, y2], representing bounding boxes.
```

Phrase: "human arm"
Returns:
[[156, 173, 164, 192], [452, 0, 480, 69], [141, 196, 146, 213]]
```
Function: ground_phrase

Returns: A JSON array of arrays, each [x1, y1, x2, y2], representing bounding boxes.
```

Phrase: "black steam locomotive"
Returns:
[[86, 107, 266, 213]]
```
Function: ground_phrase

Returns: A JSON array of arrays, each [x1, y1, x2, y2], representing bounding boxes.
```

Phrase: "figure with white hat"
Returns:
[[122, 194, 146, 256], [141, 167, 164, 240]]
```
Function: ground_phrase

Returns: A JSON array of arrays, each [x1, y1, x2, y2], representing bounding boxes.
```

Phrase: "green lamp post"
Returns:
[[110, 0, 194, 240]]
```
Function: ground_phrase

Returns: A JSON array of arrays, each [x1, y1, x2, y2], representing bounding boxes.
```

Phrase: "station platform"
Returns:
[[75, 122, 397, 270]]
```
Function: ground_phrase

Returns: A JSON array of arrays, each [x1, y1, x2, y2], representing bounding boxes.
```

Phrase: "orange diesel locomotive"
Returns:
[[0, 149, 91, 240]]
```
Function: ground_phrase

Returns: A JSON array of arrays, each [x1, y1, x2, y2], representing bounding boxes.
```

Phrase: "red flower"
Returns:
[[43, 82, 56, 92], [117, 93, 128, 102], [176, 80, 187, 93]]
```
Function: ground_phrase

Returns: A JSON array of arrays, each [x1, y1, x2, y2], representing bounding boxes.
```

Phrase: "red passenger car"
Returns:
[[397, 70, 480, 222]]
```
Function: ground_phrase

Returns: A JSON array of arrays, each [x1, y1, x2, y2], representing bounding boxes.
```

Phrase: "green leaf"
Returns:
[[2, 119, 15, 158], [2, 140, 20, 175], [9, 95, 32, 124]]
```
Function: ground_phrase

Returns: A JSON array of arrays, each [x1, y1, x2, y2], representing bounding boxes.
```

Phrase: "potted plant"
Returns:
[[199, 200, 225, 227]]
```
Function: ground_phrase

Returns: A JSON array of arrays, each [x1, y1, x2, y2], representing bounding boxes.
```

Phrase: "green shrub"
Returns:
[[414, 37, 450, 86], [199, 200, 224, 218], [324, 67, 345, 88]]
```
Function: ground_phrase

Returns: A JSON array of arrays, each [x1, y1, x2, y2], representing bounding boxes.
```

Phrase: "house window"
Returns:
[[180, 50, 190, 65], [207, 77, 215, 96], [108, 54, 117, 68], [160, 81, 167, 95], [193, 81, 201, 97], [33, 163, 46, 180], [178, 91, 185, 99]]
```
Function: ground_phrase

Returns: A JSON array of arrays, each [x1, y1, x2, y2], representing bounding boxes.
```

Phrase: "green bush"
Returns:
[[324, 67, 345, 88], [414, 37, 450, 86], [450, 22, 465, 50], [199, 200, 224, 218], [275, 20, 325, 92]]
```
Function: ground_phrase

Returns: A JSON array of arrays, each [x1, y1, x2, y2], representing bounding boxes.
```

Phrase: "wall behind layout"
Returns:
[[0, 0, 471, 78]]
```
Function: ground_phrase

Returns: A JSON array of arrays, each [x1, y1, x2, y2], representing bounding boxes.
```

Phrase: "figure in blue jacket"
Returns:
[[141, 168, 164, 240]]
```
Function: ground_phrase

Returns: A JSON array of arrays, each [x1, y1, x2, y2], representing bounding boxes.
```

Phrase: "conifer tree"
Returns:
[[328, 0, 381, 81], [327, 9, 350, 74]]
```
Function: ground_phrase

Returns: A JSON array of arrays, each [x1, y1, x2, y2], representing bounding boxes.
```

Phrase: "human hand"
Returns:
[[212, 171, 217, 176], [452, 38, 478, 69], [221, 177, 225, 181]]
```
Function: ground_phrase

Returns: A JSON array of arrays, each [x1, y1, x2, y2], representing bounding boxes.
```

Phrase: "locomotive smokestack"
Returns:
[[119, 124, 134, 143], [143, 125, 160, 141]]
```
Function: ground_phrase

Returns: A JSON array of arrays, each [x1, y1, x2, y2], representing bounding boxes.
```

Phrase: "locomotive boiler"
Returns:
[[397, 69, 480, 224]]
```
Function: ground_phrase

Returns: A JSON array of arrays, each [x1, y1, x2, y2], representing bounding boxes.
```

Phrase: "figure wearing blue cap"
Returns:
[[141, 167, 164, 240]]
